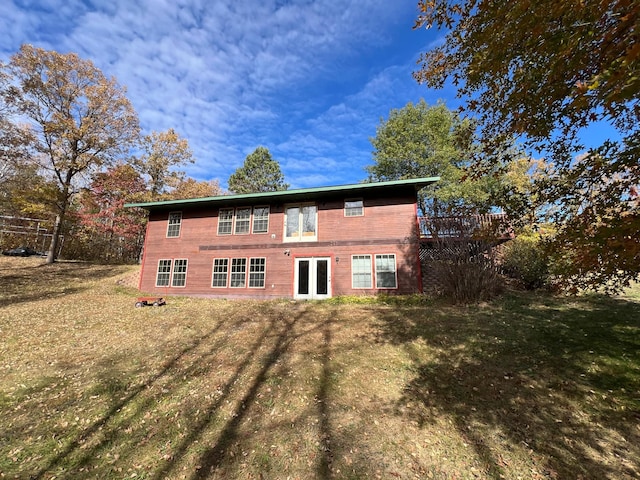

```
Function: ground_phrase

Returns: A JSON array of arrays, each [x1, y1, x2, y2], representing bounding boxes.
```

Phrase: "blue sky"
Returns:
[[1, 0, 457, 190]]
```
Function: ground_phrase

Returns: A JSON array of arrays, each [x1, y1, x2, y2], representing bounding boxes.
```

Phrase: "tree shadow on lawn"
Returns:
[[23, 303, 355, 480], [0, 260, 129, 307], [376, 293, 640, 479], [27, 309, 234, 479], [186, 307, 336, 480]]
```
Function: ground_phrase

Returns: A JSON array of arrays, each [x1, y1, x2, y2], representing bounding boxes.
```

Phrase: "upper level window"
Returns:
[[167, 212, 182, 237], [252, 206, 269, 233], [218, 206, 269, 235], [344, 199, 364, 217], [234, 207, 251, 234], [218, 208, 233, 235], [284, 204, 317, 242]]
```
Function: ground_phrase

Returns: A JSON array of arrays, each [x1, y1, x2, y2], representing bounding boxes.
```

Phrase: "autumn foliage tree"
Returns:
[[0, 70, 33, 187], [134, 128, 194, 199], [71, 164, 147, 262], [164, 178, 224, 200], [414, 0, 639, 292], [0, 161, 59, 220], [1, 46, 215, 262], [2, 44, 140, 263]]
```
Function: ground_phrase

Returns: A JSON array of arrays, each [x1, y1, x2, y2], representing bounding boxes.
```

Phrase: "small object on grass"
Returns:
[[134, 297, 166, 308]]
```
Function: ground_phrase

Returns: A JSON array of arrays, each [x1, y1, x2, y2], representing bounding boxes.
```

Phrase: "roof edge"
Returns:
[[125, 177, 440, 209]]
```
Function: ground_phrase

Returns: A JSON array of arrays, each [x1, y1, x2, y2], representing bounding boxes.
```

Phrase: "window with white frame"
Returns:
[[351, 255, 373, 288], [252, 206, 269, 233], [171, 259, 188, 287], [230, 258, 247, 287], [218, 208, 234, 235], [212, 258, 229, 287], [249, 257, 266, 288], [166, 212, 182, 237], [375, 254, 397, 289], [344, 199, 364, 217], [156, 259, 172, 286], [234, 207, 251, 234], [284, 204, 317, 242]]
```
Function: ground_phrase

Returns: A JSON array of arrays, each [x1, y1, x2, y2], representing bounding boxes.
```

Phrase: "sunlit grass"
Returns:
[[0, 257, 638, 479]]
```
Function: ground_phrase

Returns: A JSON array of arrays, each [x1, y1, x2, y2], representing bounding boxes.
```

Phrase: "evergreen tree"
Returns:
[[228, 147, 289, 194]]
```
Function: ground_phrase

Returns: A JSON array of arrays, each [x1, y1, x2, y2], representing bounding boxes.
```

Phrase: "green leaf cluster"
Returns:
[[367, 100, 527, 217], [502, 230, 551, 290]]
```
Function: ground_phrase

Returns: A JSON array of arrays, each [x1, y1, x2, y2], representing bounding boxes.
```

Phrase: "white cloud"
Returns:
[[1, 0, 440, 189]]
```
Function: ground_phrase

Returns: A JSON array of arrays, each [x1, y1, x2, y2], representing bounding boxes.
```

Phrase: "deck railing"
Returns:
[[418, 213, 513, 239]]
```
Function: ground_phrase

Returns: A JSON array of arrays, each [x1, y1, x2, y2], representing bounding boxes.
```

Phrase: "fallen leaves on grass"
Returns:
[[0, 258, 639, 479]]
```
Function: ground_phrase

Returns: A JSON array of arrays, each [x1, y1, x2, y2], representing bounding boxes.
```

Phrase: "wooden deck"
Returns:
[[418, 213, 514, 242]]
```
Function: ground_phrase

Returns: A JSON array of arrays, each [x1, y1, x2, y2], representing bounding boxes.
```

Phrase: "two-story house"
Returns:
[[126, 177, 438, 299]]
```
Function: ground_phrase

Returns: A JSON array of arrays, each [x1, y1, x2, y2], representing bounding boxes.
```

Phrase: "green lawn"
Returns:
[[0, 257, 638, 479]]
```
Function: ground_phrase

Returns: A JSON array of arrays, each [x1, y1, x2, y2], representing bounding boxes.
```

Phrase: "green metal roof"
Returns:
[[124, 177, 439, 210]]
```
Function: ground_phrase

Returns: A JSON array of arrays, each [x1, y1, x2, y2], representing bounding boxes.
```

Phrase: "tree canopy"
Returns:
[[367, 100, 525, 217], [414, 0, 639, 291], [228, 147, 289, 194], [414, 0, 638, 154], [0, 70, 33, 184], [1, 44, 140, 263], [134, 128, 194, 199], [163, 178, 224, 200], [71, 163, 147, 263]]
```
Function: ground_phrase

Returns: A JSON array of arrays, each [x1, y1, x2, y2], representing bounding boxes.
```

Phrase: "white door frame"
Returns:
[[294, 257, 332, 300]]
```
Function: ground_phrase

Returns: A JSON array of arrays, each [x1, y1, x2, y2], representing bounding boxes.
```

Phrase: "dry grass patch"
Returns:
[[0, 257, 638, 479]]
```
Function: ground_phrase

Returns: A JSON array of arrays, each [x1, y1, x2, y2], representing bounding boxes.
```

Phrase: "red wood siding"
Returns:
[[138, 192, 422, 298]]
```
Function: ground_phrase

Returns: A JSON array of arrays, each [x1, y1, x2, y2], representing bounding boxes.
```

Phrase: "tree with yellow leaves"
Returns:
[[134, 128, 195, 200], [2, 45, 140, 263], [414, 0, 639, 292]]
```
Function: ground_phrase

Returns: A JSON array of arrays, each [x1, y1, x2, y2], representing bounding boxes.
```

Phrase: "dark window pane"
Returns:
[[298, 260, 309, 295], [316, 259, 328, 295]]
